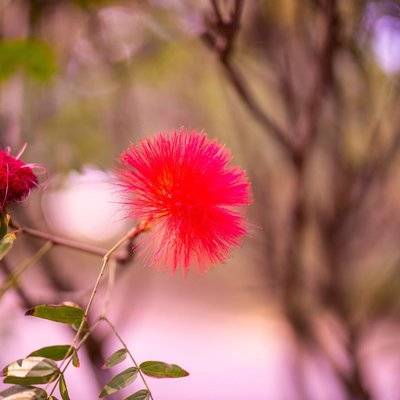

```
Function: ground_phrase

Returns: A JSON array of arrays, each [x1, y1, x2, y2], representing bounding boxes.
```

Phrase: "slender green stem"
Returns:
[[47, 223, 146, 398], [0, 241, 53, 300], [101, 316, 155, 400], [53, 318, 103, 385], [101, 258, 117, 317]]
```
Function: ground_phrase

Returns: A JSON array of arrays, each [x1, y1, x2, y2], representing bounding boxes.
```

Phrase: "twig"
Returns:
[[101, 316, 155, 400], [221, 62, 297, 158], [50, 317, 104, 387], [0, 241, 53, 300], [11, 220, 130, 262], [231, 0, 243, 22], [210, 0, 223, 22], [76, 318, 103, 350], [278, 46, 299, 136], [298, 0, 339, 150], [202, 0, 297, 160], [11, 223, 122, 260], [0, 259, 32, 308], [101, 258, 117, 317], [47, 222, 147, 398]]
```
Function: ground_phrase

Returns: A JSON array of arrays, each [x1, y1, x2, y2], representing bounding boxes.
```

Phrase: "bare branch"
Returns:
[[221, 62, 297, 157], [210, 0, 223, 23], [11, 222, 126, 262], [299, 0, 340, 150], [202, 0, 297, 160]]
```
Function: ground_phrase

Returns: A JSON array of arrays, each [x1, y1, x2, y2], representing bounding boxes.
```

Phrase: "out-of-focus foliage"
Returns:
[[0, 40, 56, 83], [40, 101, 113, 171], [73, 0, 118, 10]]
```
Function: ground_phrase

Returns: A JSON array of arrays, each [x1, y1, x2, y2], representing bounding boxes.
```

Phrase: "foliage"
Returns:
[[0, 40, 56, 83]]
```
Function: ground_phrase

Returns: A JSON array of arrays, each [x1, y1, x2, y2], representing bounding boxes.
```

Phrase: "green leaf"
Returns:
[[0, 39, 56, 83], [0, 233, 16, 261], [28, 345, 79, 368], [139, 361, 189, 379], [25, 304, 84, 326], [102, 349, 128, 369], [99, 367, 138, 398], [59, 375, 70, 400], [124, 389, 150, 400], [28, 345, 74, 361], [2, 357, 59, 385], [0, 385, 47, 399]]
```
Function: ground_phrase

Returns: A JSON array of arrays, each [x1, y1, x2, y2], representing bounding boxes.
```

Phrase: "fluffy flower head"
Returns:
[[116, 129, 251, 271], [0, 148, 38, 210]]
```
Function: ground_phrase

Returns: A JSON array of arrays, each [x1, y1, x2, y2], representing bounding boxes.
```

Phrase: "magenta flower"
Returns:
[[0, 148, 38, 210], [116, 129, 251, 271]]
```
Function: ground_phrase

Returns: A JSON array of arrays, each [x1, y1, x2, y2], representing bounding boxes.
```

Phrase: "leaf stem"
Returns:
[[47, 222, 147, 398], [101, 316, 155, 400], [51, 318, 103, 386]]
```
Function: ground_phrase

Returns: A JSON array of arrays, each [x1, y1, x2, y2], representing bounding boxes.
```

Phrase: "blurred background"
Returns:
[[1, 0, 400, 399]]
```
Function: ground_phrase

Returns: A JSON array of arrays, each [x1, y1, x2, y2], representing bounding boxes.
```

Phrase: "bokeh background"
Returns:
[[1, 1, 400, 399]]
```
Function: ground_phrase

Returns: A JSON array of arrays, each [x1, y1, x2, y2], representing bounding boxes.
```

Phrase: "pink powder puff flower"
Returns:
[[0, 147, 38, 210], [116, 128, 251, 272]]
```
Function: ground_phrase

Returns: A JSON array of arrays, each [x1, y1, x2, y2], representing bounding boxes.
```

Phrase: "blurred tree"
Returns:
[[1, 0, 400, 399]]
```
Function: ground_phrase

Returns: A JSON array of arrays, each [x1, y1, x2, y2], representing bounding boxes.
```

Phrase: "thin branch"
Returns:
[[101, 258, 117, 317], [102, 316, 155, 400], [48, 317, 104, 389], [299, 0, 339, 150], [76, 318, 103, 349], [11, 222, 127, 262], [284, 0, 341, 308], [231, 0, 244, 22], [278, 46, 299, 136], [221, 62, 297, 159], [202, 0, 297, 160], [47, 221, 147, 398], [0, 241, 53, 300], [15, 209, 75, 292], [210, 0, 223, 22], [0, 259, 32, 308]]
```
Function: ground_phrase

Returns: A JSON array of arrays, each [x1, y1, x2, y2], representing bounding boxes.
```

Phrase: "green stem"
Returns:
[[0, 241, 53, 300], [47, 223, 146, 399], [101, 316, 155, 400]]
